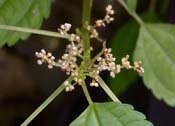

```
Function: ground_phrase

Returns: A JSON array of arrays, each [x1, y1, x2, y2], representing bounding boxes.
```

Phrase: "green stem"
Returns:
[[89, 73, 121, 103], [20, 77, 73, 126], [0, 24, 68, 39], [81, 0, 92, 63], [82, 81, 93, 104], [117, 0, 144, 26]]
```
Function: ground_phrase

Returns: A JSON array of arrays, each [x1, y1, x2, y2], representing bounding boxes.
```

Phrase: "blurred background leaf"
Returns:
[[157, 0, 170, 18], [0, 0, 51, 47]]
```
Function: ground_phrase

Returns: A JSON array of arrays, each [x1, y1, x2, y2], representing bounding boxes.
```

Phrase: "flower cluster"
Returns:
[[36, 43, 83, 69], [90, 29, 99, 38], [92, 48, 119, 78], [64, 80, 75, 92], [57, 23, 80, 43], [88, 5, 115, 39], [95, 5, 115, 27], [91, 49, 144, 78], [35, 49, 56, 69], [121, 55, 144, 73], [35, 4, 144, 91], [36, 43, 84, 91], [90, 79, 99, 87], [58, 23, 72, 34], [35, 48, 84, 91], [58, 43, 84, 80], [133, 61, 144, 73]]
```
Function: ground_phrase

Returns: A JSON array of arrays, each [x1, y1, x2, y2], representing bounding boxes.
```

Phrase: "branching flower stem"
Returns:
[[89, 73, 121, 103], [78, 0, 94, 105], [81, 0, 92, 64], [82, 81, 93, 104], [20, 76, 73, 126], [80, 0, 122, 104], [0, 24, 68, 39]]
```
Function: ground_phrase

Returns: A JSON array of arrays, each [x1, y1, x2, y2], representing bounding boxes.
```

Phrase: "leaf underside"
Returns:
[[0, 0, 51, 46], [70, 102, 153, 126], [134, 23, 175, 106]]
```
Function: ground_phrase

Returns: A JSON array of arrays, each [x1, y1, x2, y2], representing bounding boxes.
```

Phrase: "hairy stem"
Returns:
[[20, 77, 73, 126], [117, 0, 144, 25], [82, 81, 93, 104], [0, 24, 68, 39], [81, 0, 92, 63]]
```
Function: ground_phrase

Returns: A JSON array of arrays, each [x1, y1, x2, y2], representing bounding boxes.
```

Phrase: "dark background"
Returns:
[[0, 0, 175, 125]]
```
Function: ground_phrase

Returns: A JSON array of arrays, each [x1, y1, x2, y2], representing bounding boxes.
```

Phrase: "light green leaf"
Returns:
[[126, 0, 137, 12], [0, 0, 51, 46], [109, 11, 161, 95], [70, 102, 153, 126], [134, 23, 175, 106]]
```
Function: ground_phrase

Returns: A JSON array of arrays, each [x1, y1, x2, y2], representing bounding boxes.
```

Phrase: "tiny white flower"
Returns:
[[37, 60, 42, 65], [65, 86, 70, 92], [94, 82, 99, 87]]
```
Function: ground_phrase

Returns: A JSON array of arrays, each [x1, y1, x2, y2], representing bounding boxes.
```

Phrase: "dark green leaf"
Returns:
[[0, 0, 51, 46], [157, 0, 170, 18], [70, 102, 153, 126], [109, 11, 161, 95], [134, 23, 175, 106], [109, 17, 139, 94]]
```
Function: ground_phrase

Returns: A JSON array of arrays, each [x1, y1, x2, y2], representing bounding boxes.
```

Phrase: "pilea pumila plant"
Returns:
[[19, 2, 152, 126], [1, 0, 175, 126]]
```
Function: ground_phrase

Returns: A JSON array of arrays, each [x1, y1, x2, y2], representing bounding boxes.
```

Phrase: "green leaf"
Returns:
[[157, 0, 170, 18], [0, 0, 6, 7], [109, 11, 161, 95], [134, 23, 175, 106], [0, 0, 51, 46], [126, 0, 137, 12], [70, 102, 153, 126]]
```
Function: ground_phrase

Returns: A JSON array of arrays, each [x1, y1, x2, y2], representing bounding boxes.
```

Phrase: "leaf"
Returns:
[[0, 0, 51, 46], [157, 0, 170, 18], [134, 23, 175, 106], [70, 102, 153, 126], [126, 0, 137, 12], [109, 11, 161, 95], [0, 0, 6, 7]]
